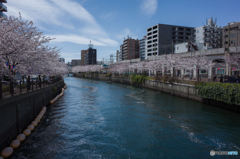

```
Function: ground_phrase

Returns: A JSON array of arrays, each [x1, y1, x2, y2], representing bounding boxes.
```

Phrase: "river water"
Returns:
[[11, 77, 240, 159]]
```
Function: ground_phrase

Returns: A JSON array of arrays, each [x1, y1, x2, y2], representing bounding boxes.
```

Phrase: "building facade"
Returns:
[[174, 42, 198, 54], [81, 50, 88, 65], [222, 21, 240, 48], [80, 44, 97, 65], [59, 58, 65, 63], [139, 36, 147, 60], [119, 45, 123, 61], [121, 36, 139, 60], [0, 0, 7, 18], [71, 59, 81, 67], [146, 24, 194, 59], [195, 18, 222, 50]]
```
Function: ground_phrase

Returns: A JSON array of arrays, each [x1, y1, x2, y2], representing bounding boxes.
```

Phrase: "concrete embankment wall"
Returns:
[[0, 80, 64, 151], [75, 73, 201, 101], [75, 73, 240, 113]]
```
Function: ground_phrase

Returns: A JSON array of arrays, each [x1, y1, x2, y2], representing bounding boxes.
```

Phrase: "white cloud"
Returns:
[[47, 34, 119, 47], [7, 0, 118, 46], [100, 12, 115, 21], [47, 34, 107, 46], [140, 0, 158, 16]]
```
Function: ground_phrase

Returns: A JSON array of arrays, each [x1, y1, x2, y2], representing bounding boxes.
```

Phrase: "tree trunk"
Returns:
[[196, 69, 200, 81]]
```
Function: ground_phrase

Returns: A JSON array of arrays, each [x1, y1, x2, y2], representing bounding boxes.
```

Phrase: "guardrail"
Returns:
[[0, 77, 62, 99]]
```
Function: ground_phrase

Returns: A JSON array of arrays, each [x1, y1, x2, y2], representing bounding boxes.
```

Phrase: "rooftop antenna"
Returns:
[[89, 40, 93, 48]]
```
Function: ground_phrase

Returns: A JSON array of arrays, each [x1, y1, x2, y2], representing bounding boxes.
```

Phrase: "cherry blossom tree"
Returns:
[[0, 14, 68, 95], [182, 53, 215, 81]]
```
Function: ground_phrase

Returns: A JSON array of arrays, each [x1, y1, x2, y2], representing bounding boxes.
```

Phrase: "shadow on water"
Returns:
[[10, 77, 240, 159]]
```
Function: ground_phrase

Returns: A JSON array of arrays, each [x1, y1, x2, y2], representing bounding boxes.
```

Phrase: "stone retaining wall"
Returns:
[[0, 80, 64, 151]]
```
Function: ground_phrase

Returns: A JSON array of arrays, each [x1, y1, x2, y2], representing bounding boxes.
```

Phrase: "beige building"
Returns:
[[222, 21, 240, 48]]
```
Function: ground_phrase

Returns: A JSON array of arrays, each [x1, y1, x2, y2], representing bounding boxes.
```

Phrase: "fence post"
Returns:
[[32, 80, 33, 91], [39, 75, 41, 88], [20, 81, 22, 93], [0, 77, 2, 99], [10, 78, 14, 96], [27, 76, 30, 92]]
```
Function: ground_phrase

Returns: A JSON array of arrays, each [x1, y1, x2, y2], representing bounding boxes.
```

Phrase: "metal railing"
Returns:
[[0, 77, 62, 99]]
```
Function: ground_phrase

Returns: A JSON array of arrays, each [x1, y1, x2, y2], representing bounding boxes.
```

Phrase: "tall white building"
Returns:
[[195, 18, 222, 50]]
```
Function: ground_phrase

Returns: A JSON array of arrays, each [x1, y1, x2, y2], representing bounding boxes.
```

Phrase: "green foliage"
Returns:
[[52, 86, 57, 93], [2, 86, 10, 92], [106, 73, 112, 77], [82, 73, 86, 77], [196, 82, 240, 105], [16, 84, 27, 89], [130, 75, 147, 84], [162, 76, 170, 82]]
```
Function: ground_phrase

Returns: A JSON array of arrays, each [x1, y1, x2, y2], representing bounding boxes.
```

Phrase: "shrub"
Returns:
[[2, 86, 10, 92], [130, 75, 147, 84], [196, 82, 240, 105], [16, 84, 27, 89], [162, 76, 170, 82], [106, 73, 112, 77]]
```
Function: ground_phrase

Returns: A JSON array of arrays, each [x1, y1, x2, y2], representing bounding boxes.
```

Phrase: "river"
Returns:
[[11, 77, 240, 159]]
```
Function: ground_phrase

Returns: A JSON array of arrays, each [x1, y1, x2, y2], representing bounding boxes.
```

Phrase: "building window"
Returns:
[[197, 30, 199, 33], [200, 69, 207, 74], [216, 68, 225, 75], [230, 34, 236, 37]]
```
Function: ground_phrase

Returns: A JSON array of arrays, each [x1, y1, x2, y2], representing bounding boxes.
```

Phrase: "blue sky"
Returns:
[[7, 0, 240, 63]]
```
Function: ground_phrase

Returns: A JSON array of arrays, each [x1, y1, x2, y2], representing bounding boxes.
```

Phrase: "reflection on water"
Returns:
[[11, 77, 240, 159]]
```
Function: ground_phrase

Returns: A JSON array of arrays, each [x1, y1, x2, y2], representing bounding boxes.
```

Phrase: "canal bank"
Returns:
[[74, 73, 240, 113], [9, 77, 240, 159], [0, 80, 64, 151]]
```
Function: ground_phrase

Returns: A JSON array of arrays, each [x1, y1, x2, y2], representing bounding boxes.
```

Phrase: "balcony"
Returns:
[[0, 0, 7, 3], [0, 2, 7, 12], [0, 11, 7, 18]]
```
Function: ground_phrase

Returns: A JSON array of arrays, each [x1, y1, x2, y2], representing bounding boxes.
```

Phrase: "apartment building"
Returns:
[[0, 0, 7, 18], [80, 43, 97, 65], [195, 18, 222, 50], [118, 45, 123, 61], [139, 36, 147, 61], [121, 36, 139, 60], [146, 24, 194, 59], [222, 21, 240, 48], [81, 50, 88, 65], [71, 59, 81, 67]]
